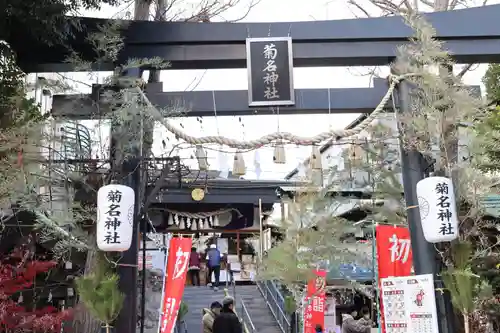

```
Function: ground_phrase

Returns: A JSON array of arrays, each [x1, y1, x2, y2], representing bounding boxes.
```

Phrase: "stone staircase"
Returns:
[[182, 286, 227, 333], [237, 285, 283, 333], [182, 285, 282, 333]]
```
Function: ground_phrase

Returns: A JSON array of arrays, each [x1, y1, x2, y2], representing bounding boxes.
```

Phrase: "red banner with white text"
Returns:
[[303, 270, 326, 333], [376, 225, 413, 333], [159, 237, 192, 333]]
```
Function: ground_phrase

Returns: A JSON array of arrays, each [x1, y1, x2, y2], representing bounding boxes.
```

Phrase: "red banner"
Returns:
[[376, 225, 413, 333], [303, 270, 326, 333], [159, 237, 192, 333]]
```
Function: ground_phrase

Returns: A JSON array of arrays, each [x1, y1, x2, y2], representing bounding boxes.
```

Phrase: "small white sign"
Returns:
[[380, 274, 439, 333]]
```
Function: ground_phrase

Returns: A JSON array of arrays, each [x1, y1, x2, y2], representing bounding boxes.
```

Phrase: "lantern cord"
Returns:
[[406, 205, 418, 210], [136, 73, 418, 149], [104, 253, 138, 268]]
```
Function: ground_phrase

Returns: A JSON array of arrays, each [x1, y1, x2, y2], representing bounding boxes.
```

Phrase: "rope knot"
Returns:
[[388, 74, 402, 85]]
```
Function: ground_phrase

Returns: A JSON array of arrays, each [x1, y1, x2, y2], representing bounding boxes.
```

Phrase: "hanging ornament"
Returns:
[[168, 214, 174, 226], [179, 218, 185, 229], [253, 149, 262, 180], [213, 215, 220, 227], [65, 261, 72, 270], [67, 288, 74, 297], [232, 151, 246, 176], [18, 293, 23, 303], [273, 140, 286, 164], [416, 176, 459, 243], [96, 184, 135, 252], [186, 217, 192, 229], [195, 145, 208, 170], [310, 145, 322, 170], [192, 220, 198, 230], [174, 214, 180, 226], [48, 291, 53, 302]]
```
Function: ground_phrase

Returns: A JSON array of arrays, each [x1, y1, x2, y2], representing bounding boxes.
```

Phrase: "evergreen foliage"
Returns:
[[442, 242, 491, 333], [0, 0, 122, 44], [75, 254, 124, 325]]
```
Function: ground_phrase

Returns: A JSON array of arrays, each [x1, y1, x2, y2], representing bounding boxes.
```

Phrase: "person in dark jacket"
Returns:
[[212, 296, 242, 333], [205, 244, 222, 290], [202, 301, 222, 333], [188, 247, 201, 286]]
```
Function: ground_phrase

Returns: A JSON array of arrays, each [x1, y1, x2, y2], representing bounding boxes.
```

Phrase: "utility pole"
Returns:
[[396, 79, 456, 333]]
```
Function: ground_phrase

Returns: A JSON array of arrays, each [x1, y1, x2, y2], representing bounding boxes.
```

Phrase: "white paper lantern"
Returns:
[[97, 184, 135, 252], [416, 176, 459, 243]]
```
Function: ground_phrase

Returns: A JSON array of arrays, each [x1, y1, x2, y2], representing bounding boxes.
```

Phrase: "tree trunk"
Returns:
[[73, 234, 100, 333]]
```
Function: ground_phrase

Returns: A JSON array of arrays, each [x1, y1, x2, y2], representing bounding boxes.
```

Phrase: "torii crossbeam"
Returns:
[[8, 4, 500, 73]]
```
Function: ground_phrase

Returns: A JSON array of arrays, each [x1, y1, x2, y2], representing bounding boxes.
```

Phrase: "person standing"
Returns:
[[202, 301, 222, 333], [212, 296, 242, 333], [356, 307, 373, 327], [206, 244, 222, 291], [188, 247, 201, 286], [341, 309, 371, 333]]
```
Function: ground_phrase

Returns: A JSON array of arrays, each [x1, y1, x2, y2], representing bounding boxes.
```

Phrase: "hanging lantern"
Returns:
[[195, 145, 208, 170], [96, 184, 135, 252], [416, 176, 459, 243], [309, 145, 322, 170], [232, 151, 246, 176], [273, 141, 286, 164]]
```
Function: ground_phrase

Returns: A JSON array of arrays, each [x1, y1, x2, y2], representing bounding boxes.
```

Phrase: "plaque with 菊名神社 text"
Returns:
[[246, 37, 295, 107]]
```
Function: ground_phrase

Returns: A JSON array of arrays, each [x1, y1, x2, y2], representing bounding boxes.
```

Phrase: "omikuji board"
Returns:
[[380, 274, 439, 333]]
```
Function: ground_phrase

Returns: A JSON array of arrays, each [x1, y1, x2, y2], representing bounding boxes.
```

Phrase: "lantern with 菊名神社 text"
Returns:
[[96, 184, 135, 252], [416, 176, 459, 243]]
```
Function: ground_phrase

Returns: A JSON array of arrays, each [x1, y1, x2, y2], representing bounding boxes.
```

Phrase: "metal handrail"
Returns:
[[225, 271, 257, 333], [256, 280, 290, 333], [240, 298, 257, 333]]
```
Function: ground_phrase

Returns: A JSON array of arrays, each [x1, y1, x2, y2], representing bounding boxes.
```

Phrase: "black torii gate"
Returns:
[[8, 4, 500, 73], [8, 5, 498, 333]]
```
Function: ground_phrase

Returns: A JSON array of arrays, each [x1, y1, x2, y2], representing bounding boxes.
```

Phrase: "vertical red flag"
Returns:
[[159, 237, 192, 333], [303, 270, 327, 333], [376, 225, 413, 333]]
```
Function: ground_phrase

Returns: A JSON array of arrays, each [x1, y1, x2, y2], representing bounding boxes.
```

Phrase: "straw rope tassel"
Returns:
[[195, 145, 208, 170], [310, 145, 322, 170], [232, 151, 246, 176], [273, 140, 286, 164]]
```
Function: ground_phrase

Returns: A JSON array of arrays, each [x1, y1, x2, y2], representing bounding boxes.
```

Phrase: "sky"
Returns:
[[34, 0, 495, 181]]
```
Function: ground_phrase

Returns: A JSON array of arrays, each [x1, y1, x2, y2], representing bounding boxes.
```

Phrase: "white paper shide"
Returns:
[[416, 176, 458, 243], [97, 184, 135, 251]]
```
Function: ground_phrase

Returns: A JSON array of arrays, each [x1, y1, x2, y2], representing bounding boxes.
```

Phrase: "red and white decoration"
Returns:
[[158, 237, 192, 333], [303, 270, 326, 333], [376, 225, 414, 333]]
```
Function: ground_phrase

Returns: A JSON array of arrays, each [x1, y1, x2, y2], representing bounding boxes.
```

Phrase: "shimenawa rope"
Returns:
[[135, 74, 413, 149]]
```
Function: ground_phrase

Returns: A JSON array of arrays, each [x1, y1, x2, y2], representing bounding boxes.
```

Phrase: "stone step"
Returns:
[[181, 285, 282, 333]]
